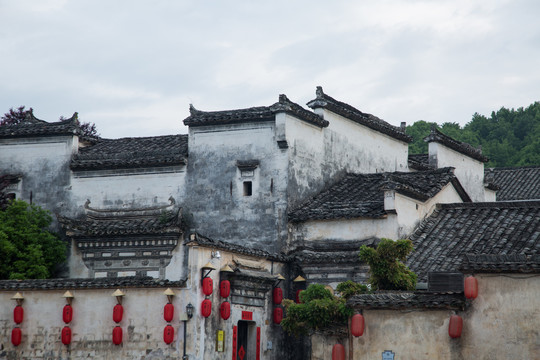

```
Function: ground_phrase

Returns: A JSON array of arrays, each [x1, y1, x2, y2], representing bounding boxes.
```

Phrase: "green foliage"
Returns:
[[335, 280, 370, 299], [359, 238, 417, 291], [159, 210, 175, 224], [0, 200, 67, 279], [281, 284, 353, 337], [406, 101, 540, 167]]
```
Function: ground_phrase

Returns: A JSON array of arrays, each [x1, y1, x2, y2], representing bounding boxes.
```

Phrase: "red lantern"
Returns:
[[163, 325, 174, 344], [220, 301, 231, 320], [61, 326, 72, 345], [448, 315, 463, 338], [220, 280, 231, 298], [63, 304, 73, 324], [112, 326, 123, 345], [273, 307, 283, 324], [164, 303, 174, 322], [13, 305, 23, 324], [464, 276, 478, 299], [273, 287, 283, 305], [295, 289, 303, 303], [11, 327, 22, 346], [332, 343, 345, 360], [351, 314, 365, 337], [201, 299, 212, 317], [202, 277, 213, 296], [113, 304, 124, 323]]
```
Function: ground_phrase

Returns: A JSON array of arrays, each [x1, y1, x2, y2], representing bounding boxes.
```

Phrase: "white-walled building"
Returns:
[[1, 87, 536, 360]]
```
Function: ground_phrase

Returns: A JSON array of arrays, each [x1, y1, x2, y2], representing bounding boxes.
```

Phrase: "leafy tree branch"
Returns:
[[359, 238, 417, 291], [0, 200, 67, 279]]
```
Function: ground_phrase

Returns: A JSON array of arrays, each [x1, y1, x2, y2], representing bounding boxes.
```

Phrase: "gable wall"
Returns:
[[0, 136, 76, 218], [185, 122, 289, 252], [291, 216, 400, 243], [392, 183, 464, 238], [284, 109, 409, 208], [70, 168, 187, 214], [429, 142, 486, 201]]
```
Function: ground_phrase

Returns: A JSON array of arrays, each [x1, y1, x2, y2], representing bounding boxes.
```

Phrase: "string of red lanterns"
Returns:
[[111, 289, 125, 345], [11, 292, 24, 346], [163, 288, 175, 344], [61, 291, 74, 345]]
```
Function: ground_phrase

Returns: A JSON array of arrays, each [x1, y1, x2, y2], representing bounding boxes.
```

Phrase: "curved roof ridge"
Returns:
[[306, 86, 412, 143], [0, 112, 82, 138], [184, 94, 328, 128]]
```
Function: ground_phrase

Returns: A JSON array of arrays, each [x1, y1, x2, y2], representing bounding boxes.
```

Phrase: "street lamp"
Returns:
[[182, 303, 194, 359]]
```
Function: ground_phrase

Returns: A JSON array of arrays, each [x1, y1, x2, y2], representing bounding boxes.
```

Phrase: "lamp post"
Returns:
[[182, 303, 194, 360]]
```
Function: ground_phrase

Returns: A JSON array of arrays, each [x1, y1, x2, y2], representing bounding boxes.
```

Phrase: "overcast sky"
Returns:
[[1, 0, 539, 139]]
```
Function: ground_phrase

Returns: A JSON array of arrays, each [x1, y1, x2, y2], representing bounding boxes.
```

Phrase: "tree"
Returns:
[[335, 280, 369, 299], [0, 106, 32, 126], [359, 238, 417, 291], [59, 114, 100, 138], [79, 121, 99, 137], [406, 101, 540, 167], [0, 200, 67, 279], [281, 284, 353, 336], [2, 106, 100, 138]]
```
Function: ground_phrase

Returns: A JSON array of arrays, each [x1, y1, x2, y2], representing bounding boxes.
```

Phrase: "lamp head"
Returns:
[[111, 289, 125, 305], [164, 288, 175, 303], [62, 290, 74, 305], [186, 303, 194, 319], [11, 292, 24, 306]]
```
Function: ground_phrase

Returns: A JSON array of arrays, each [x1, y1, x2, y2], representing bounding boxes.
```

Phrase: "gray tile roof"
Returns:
[[407, 201, 540, 282], [185, 232, 286, 261], [424, 128, 488, 163], [460, 254, 540, 273], [0, 112, 87, 139], [347, 291, 467, 310], [58, 211, 183, 237], [71, 134, 188, 171], [306, 87, 413, 143], [485, 166, 540, 200], [408, 154, 433, 170], [0, 276, 186, 290], [290, 238, 380, 264], [183, 94, 329, 128], [289, 168, 467, 222]]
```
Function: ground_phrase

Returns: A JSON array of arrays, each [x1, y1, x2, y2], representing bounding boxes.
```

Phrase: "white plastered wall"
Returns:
[[297, 183, 464, 242], [429, 142, 486, 202], [310, 274, 540, 360], [70, 169, 187, 210]]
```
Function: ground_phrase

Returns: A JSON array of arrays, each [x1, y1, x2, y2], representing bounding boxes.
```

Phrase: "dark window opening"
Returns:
[[243, 181, 252, 196]]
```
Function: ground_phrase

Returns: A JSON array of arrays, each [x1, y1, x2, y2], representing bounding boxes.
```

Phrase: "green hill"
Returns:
[[407, 101, 540, 167]]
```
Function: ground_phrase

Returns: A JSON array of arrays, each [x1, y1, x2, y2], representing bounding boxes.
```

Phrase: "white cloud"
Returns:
[[0, 0, 538, 137]]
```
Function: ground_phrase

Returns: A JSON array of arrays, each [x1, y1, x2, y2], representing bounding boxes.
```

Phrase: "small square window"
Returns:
[[243, 181, 252, 196]]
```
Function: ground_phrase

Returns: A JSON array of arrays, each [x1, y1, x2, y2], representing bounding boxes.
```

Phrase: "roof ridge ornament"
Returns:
[[189, 104, 200, 115], [278, 94, 290, 103], [315, 86, 324, 98]]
